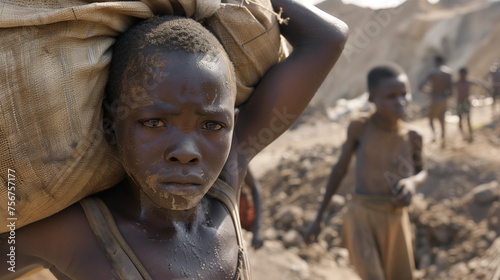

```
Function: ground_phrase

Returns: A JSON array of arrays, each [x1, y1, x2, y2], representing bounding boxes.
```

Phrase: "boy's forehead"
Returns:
[[140, 48, 235, 95], [119, 48, 235, 106], [378, 75, 408, 90]]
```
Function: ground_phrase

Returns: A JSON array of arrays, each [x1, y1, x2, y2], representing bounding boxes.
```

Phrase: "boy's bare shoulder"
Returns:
[[348, 113, 371, 132]]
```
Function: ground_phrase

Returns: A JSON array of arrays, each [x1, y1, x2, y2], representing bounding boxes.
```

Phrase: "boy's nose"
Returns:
[[165, 139, 201, 164], [397, 96, 407, 106]]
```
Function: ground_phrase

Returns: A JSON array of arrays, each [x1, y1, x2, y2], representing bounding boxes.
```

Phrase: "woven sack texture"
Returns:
[[0, 0, 284, 232]]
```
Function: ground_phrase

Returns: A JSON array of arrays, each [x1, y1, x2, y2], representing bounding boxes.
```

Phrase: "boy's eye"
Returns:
[[141, 119, 166, 128], [202, 121, 224, 131]]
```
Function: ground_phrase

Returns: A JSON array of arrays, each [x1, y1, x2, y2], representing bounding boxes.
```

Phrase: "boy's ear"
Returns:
[[368, 92, 374, 103], [234, 108, 240, 123], [406, 91, 413, 102], [102, 101, 117, 145]]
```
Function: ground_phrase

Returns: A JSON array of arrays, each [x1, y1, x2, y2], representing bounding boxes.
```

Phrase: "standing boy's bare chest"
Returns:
[[356, 122, 413, 183]]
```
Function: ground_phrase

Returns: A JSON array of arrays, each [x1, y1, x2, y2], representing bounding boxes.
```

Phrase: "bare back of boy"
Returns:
[[492, 67, 500, 99], [455, 78, 473, 118], [425, 67, 452, 120], [455, 80, 472, 104]]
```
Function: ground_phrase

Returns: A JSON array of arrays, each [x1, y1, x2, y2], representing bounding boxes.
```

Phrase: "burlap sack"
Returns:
[[0, 0, 284, 232]]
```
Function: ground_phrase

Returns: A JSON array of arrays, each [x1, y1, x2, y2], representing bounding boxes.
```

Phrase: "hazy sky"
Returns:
[[342, 0, 440, 9], [301, 0, 440, 9]]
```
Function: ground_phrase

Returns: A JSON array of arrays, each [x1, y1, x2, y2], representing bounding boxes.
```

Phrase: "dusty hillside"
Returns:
[[312, 0, 500, 105]]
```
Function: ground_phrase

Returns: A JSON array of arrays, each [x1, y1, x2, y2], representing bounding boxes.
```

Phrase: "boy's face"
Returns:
[[371, 76, 409, 121], [113, 49, 235, 211]]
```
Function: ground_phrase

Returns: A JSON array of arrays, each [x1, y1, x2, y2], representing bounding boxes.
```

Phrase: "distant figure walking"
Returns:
[[418, 55, 453, 147], [453, 67, 490, 142], [489, 60, 500, 117]]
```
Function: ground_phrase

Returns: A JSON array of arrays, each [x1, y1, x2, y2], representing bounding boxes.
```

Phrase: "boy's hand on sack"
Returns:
[[391, 178, 416, 207]]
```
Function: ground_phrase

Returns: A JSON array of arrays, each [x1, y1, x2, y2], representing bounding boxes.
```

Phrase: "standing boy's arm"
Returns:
[[392, 131, 428, 206], [304, 119, 363, 244], [234, 0, 348, 167], [244, 169, 264, 249], [418, 72, 430, 92], [445, 73, 454, 97], [470, 78, 493, 94]]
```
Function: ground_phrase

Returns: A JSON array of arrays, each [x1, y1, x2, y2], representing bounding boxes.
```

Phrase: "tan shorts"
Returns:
[[456, 102, 470, 115], [342, 194, 415, 280], [429, 100, 447, 120]]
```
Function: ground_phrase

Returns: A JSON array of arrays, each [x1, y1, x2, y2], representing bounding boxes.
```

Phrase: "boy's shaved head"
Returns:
[[106, 15, 236, 103], [367, 63, 407, 101]]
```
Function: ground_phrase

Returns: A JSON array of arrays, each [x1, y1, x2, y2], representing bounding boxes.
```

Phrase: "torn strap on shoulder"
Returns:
[[79, 197, 153, 280]]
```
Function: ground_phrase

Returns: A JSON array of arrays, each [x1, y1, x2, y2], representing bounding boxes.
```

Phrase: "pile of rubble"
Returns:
[[256, 142, 500, 279]]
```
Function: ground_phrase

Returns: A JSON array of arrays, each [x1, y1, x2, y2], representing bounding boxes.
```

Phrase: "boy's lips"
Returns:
[[158, 183, 203, 196], [394, 106, 406, 114], [158, 174, 204, 185], [157, 174, 205, 195]]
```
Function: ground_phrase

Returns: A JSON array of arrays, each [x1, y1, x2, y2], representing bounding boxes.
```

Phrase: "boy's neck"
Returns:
[[372, 112, 401, 132], [105, 180, 204, 236]]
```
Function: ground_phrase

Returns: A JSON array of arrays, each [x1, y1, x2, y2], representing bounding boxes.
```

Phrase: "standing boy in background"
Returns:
[[0, 0, 348, 278], [490, 60, 500, 117], [305, 64, 428, 280], [453, 67, 491, 142], [418, 55, 453, 147]]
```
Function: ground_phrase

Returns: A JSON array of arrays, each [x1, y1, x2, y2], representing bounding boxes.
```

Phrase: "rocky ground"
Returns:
[[246, 100, 500, 280]]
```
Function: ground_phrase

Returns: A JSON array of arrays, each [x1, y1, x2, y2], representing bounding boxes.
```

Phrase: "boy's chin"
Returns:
[[146, 190, 206, 211], [392, 109, 406, 119], [394, 113, 405, 119], [163, 194, 206, 211]]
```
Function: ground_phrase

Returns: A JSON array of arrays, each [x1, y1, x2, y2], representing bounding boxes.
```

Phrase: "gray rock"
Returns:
[[435, 250, 449, 269], [275, 205, 304, 229], [448, 262, 470, 277], [328, 194, 346, 212], [419, 253, 432, 270], [487, 202, 500, 233], [472, 181, 500, 205], [282, 230, 304, 248]]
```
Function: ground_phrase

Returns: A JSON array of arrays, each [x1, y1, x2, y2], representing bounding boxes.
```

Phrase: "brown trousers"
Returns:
[[342, 194, 415, 280]]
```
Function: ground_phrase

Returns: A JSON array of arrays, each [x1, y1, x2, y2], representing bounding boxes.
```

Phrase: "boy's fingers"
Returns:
[[305, 233, 316, 244]]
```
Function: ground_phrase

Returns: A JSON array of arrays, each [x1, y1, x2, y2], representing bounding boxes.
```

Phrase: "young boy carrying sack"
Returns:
[[0, 0, 348, 278]]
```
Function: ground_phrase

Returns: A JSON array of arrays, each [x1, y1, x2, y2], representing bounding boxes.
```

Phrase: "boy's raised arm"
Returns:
[[234, 0, 348, 165], [0, 231, 45, 280]]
